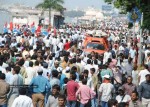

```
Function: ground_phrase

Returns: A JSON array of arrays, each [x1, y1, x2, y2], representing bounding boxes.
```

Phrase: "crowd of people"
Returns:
[[0, 20, 150, 107]]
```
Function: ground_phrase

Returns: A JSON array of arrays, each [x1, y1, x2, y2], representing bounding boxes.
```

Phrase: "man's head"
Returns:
[[19, 87, 27, 95], [52, 70, 59, 78], [76, 58, 81, 63], [37, 68, 43, 75], [54, 61, 59, 68], [70, 73, 76, 80], [144, 64, 149, 70], [108, 99, 118, 107], [29, 61, 33, 67], [118, 102, 128, 107], [52, 84, 60, 95], [127, 76, 133, 84], [6, 67, 11, 72], [79, 75, 84, 82], [18, 59, 25, 66], [82, 79, 87, 85], [146, 74, 150, 83], [83, 70, 88, 78], [87, 59, 91, 64], [118, 87, 125, 96], [43, 63, 48, 69], [71, 66, 77, 72], [35, 61, 39, 66], [13, 66, 21, 75], [93, 59, 98, 65], [0, 73, 5, 80], [66, 40, 68, 43], [64, 56, 68, 63], [64, 77, 69, 84], [58, 95, 66, 107], [131, 91, 139, 101], [90, 68, 95, 75]]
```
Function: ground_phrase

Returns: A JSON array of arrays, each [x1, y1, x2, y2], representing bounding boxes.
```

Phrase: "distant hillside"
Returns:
[[64, 10, 85, 18]]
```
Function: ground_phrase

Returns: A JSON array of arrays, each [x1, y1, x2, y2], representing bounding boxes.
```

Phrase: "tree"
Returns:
[[104, 0, 150, 30], [36, 0, 64, 26]]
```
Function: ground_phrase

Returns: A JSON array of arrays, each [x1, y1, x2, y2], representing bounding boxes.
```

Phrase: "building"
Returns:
[[78, 7, 104, 26], [3, 4, 64, 29]]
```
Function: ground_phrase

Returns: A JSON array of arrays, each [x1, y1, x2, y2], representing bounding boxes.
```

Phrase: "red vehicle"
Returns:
[[83, 36, 109, 54]]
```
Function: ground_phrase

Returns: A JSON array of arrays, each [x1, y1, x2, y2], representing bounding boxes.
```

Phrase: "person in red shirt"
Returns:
[[66, 73, 79, 107], [64, 40, 71, 51], [76, 79, 96, 107]]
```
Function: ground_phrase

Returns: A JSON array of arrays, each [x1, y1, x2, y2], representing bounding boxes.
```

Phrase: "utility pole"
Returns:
[[138, 12, 143, 66]]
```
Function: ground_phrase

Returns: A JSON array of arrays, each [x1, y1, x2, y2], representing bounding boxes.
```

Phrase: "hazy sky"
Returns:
[[1, 0, 106, 9]]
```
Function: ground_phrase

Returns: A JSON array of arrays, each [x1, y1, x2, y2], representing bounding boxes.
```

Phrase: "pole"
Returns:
[[138, 12, 143, 66], [49, 7, 51, 27], [133, 22, 136, 38]]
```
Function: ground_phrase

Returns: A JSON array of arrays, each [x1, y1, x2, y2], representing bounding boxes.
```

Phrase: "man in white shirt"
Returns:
[[129, 46, 136, 59], [51, 36, 57, 52], [58, 39, 64, 51], [44, 36, 51, 47], [0, 61, 6, 74], [10, 39, 17, 47], [16, 35, 21, 44], [99, 75, 115, 107], [138, 64, 150, 85], [8, 66, 24, 107], [5, 67, 13, 84], [144, 47, 150, 63], [116, 87, 131, 103], [103, 49, 112, 64], [84, 59, 93, 77], [25, 61, 36, 85], [42, 63, 51, 80], [114, 35, 119, 42], [12, 87, 33, 107], [29, 36, 34, 46], [119, 44, 125, 52]]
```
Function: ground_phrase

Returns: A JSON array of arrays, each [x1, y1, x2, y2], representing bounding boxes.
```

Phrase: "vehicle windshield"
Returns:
[[86, 43, 105, 50]]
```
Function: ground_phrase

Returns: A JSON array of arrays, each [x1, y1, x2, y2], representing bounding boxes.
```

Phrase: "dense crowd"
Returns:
[[0, 20, 150, 107]]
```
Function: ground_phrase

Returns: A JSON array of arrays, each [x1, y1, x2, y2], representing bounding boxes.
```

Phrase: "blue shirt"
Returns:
[[50, 77, 60, 89], [30, 75, 50, 94], [76, 72, 79, 82], [60, 73, 66, 88]]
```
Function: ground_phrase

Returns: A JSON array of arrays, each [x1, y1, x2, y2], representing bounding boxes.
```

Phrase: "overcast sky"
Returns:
[[1, 0, 106, 10]]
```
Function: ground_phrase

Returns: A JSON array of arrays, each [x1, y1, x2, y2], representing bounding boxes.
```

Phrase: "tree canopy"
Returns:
[[36, 0, 64, 11], [104, 0, 150, 30]]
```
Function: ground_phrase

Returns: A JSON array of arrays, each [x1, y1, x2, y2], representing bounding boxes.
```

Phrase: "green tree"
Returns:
[[104, 0, 150, 30], [36, 0, 64, 25]]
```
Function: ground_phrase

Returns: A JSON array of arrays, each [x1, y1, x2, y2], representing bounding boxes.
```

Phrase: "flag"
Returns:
[[17, 24, 20, 29], [54, 27, 56, 36], [47, 25, 51, 32], [14, 23, 17, 29], [9, 22, 13, 31], [13, 28, 18, 33], [31, 26, 36, 34], [36, 25, 42, 36], [4, 22, 7, 28], [36, 25, 42, 33], [3, 22, 8, 33], [31, 22, 35, 28], [42, 30, 48, 36]]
